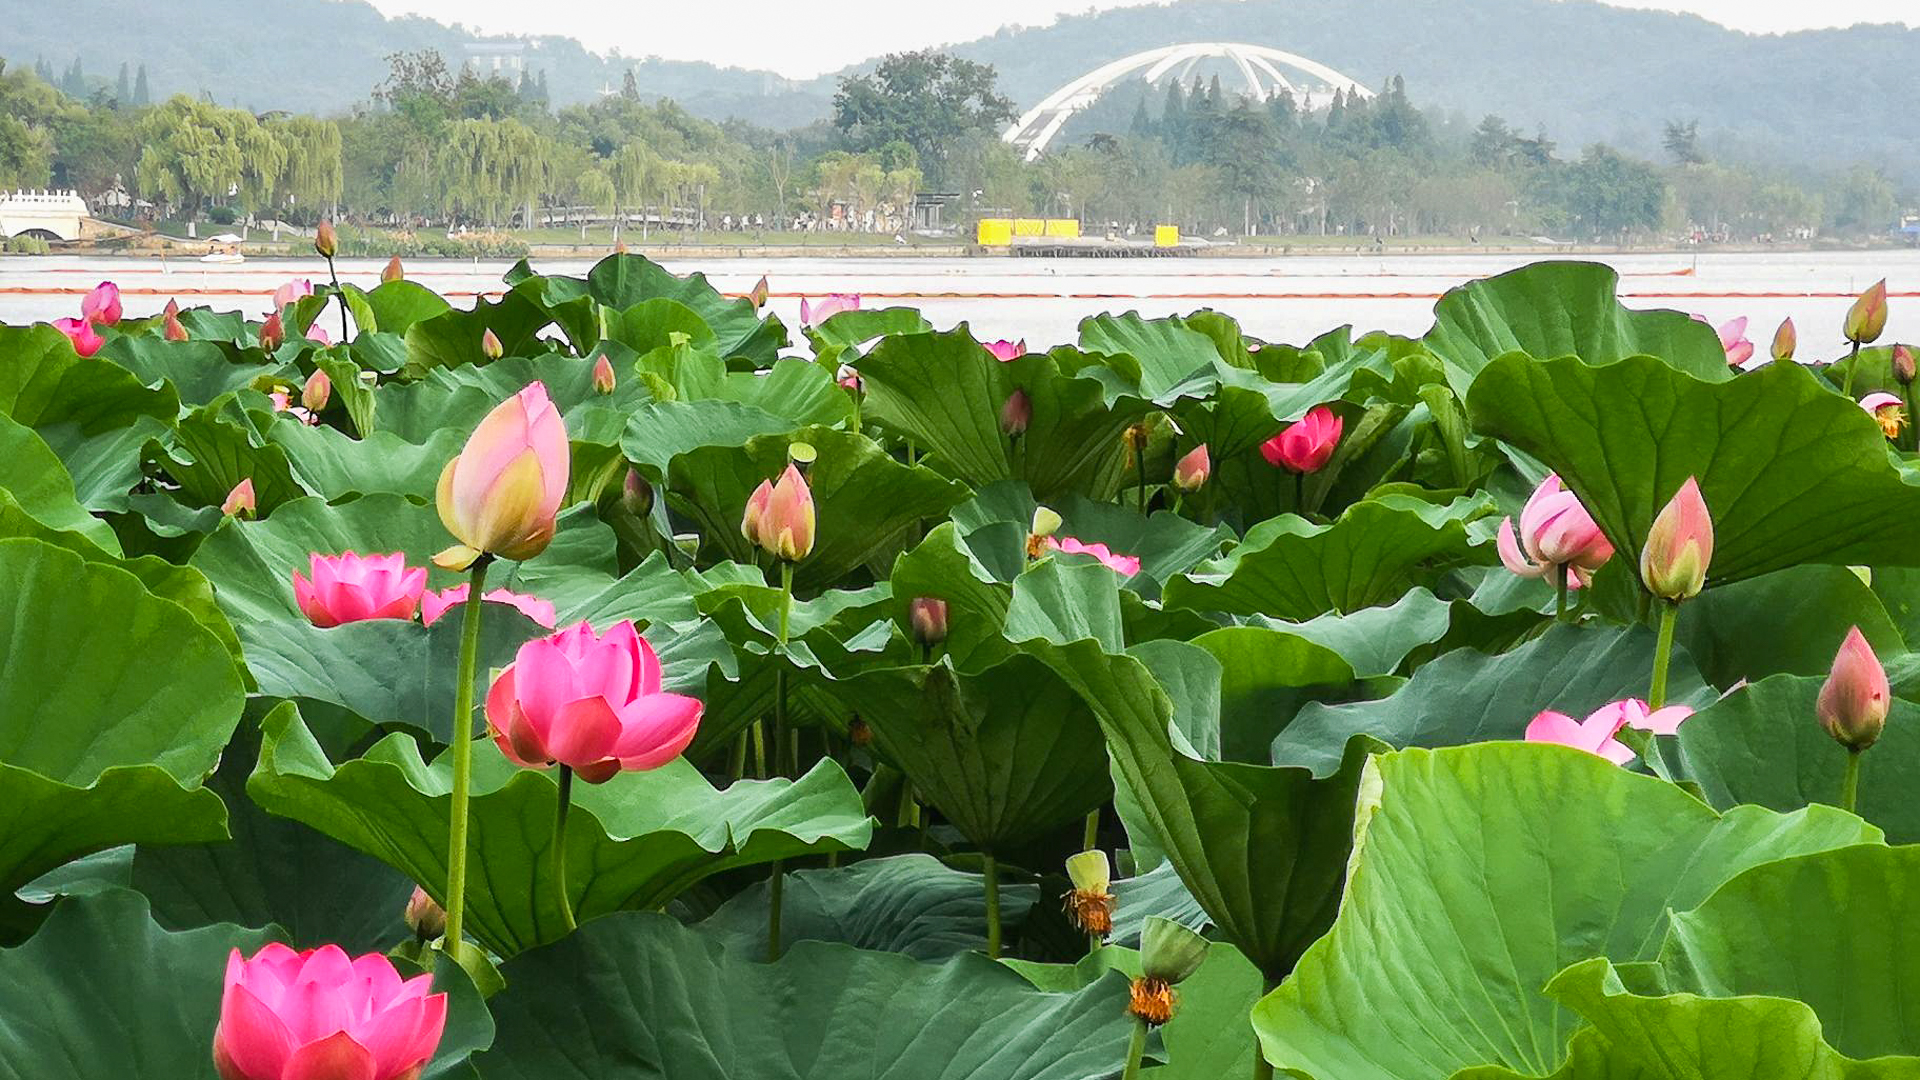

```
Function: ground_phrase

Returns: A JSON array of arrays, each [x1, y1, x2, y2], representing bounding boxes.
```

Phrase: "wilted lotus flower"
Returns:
[[741, 464, 815, 562], [259, 312, 285, 353], [301, 370, 331, 413], [434, 382, 570, 570], [592, 353, 616, 395], [1860, 392, 1906, 439], [1496, 474, 1615, 589], [1172, 444, 1210, 493], [51, 317, 103, 357], [1639, 477, 1713, 601], [1261, 405, 1343, 474], [1525, 698, 1694, 765], [1818, 626, 1889, 751], [985, 339, 1027, 362], [1062, 850, 1115, 939], [1043, 536, 1141, 577], [1846, 280, 1889, 345], [908, 596, 948, 645], [1130, 917, 1209, 1025], [420, 584, 557, 629], [1000, 389, 1031, 436], [163, 301, 189, 342], [271, 278, 313, 313], [486, 620, 703, 782], [314, 219, 337, 259], [212, 943, 446, 1080], [1772, 318, 1797, 364], [800, 293, 860, 326], [292, 552, 427, 628], [221, 478, 257, 519], [382, 255, 405, 283], [81, 281, 121, 326], [403, 886, 445, 941]]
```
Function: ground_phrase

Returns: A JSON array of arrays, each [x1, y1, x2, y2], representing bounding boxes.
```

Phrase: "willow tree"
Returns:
[[608, 143, 652, 241], [135, 95, 275, 223], [267, 114, 343, 221], [438, 117, 549, 229]]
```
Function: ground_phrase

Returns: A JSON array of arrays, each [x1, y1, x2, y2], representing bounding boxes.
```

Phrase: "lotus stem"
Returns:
[[1293, 471, 1304, 517], [325, 255, 349, 345], [551, 765, 576, 934], [983, 851, 1003, 958], [1171, 492, 1185, 518], [1119, 1016, 1150, 1080], [1903, 379, 1918, 454], [1554, 565, 1569, 622], [767, 559, 797, 962], [1252, 977, 1279, 1080], [1083, 808, 1100, 851], [1649, 600, 1679, 709], [1136, 444, 1148, 514], [728, 729, 748, 783], [1842, 340, 1861, 398], [1841, 748, 1864, 814], [766, 865, 785, 962], [443, 555, 492, 961]]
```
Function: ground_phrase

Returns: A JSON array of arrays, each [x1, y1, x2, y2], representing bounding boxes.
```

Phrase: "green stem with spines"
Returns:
[[1841, 749, 1864, 814], [551, 765, 576, 934], [442, 556, 492, 961], [325, 255, 350, 344], [1842, 340, 1862, 399], [767, 559, 796, 962], [1554, 564, 1569, 622], [1120, 1016, 1150, 1080], [983, 851, 1002, 958], [1649, 600, 1679, 709]]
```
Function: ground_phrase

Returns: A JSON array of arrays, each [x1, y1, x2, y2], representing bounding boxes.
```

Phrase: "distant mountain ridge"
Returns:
[[2, 0, 1915, 175]]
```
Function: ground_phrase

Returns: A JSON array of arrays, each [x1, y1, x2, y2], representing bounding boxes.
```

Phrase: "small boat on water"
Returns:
[[201, 233, 245, 263]]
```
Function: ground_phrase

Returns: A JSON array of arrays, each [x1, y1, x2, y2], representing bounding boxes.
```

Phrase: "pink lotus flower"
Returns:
[[51, 317, 103, 357], [1640, 477, 1714, 601], [741, 464, 815, 562], [1846, 280, 1889, 345], [382, 256, 405, 284], [481, 328, 504, 361], [305, 324, 332, 348], [486, 620, 703, 783], [272, 278, 314, 313], [1000, 389, 1031, 436], [1496, 474, 1615, 589], [1860, 392, 1906, 439], [1525, 698, 1694, 765], [1043, 536, 1142, 577], [592, 354, 616, 395], [985, 339, 1027, 362], [222, 478, 257, 518], [1818, 626, 1889, 750], [260, 312, 285, 353], [800, 294, 860, 326], [1772, 318, 1797, 363], [212, 943, 446, 1080], [301, 370, 331, 413], [163, 302, 189, 342], [268, 391, 315, 426], [292, 552, 427, 628], [1172, 443, 1210, 493], [433, 382, 570, 570], [1260, 405, 1343, 474], [836, 364, 863, 393], [908, 596, 948, 645], [420, 584, 557, 629], [1693, 314, 1754, 369], [81, 281, 121, 326]]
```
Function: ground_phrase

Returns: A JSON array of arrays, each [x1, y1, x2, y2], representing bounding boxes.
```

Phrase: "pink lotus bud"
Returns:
[[1639, 477, 1714, 601], [271, 278, 313, 313], [301, 370, 331, 414], [593, 353, 616, 395], [1846, 281, 1890, 345], [1860, 392, 1906, 439], [1043, 536, 1142, 577], [259, 312, 285, 353], [908, 596, 948, 645], [622, 468, 653, 516], [420, 584, 557, 629], [1895, 344, 1916, 386], [1495, 474, 1615, 588], [221, 478, 257, 519], [1771, 318, 1797, 363], [314, 219, 338, 259], [403, 885, 445, 940], [291, 552, 427, 628], [486, 620, 703, 782], [81, 281, 122, 326], [985, 339, 1027, 362], [800, 293, 860, 326], [744, 464, 815, 562], [1260, 405, 1343, 474], [742, 480, 773, 544], [481, 328, 504, 361], [212, 943, 446, 1080], [1818, 626, 1890, 750], [1000, 389, 1031, 436], [382, 255, 405, 283], [836, 365, 863, 393], [163, 303, 189, 342], [52, 317, 104, 357], [748, 276, 770, 310], [433, 381, 570, 569], [1172, 443, 1210, 492], [614, 240, 628, 255]]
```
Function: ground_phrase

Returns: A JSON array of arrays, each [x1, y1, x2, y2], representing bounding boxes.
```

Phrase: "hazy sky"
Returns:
[[362, 0, 1920, 78]]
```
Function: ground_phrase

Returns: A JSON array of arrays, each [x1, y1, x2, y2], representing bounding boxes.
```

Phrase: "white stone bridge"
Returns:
[[0, 190, 92, 242]]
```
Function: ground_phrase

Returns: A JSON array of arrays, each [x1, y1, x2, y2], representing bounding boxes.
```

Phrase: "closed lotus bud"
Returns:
[[259, 311, 284, 353], [221, 478, 257, 519], [1895, 344, 1916, 386], [1062, 850, 1115, 939], [742, 479, 773, 544], [433, 381, 571, 570], [1846, 280, 1889, 345], [615, 240, 628, 255], [162, 303, 189, 342], [481, 327, 504, 361], [757, 464, 816, 562], [622, 468, 653, 517], [908, 596, 948, 646], [301, 369, 331, 413], [314, 219, 337, 259], [593, 353, 617, 395], [1139, 916, 1209, 987], [1172, 443, 1210, 492], [1639, 477, 1714, 601], [1771, 318, 1796, 363], [1818, 626, 1890, 751], [748, 275, 770, 310], [1000, 389, 1031, 436], [404, 885, 446, 940], [382, 255, 405, 283]]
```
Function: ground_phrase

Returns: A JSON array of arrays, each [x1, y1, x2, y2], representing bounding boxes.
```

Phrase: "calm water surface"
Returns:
[[4, 250, 1918, 351]]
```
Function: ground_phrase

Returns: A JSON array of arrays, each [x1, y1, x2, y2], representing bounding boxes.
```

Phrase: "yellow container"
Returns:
[[1044, 219, 1081, 238], [976, 219, 1013, 246], [1014, 218, 1047, 237], [1155, 225, 1180, 247]]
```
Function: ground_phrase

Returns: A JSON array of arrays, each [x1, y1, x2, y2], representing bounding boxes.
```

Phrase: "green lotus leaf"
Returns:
[[583, 252, 785, 363], [101, 336, 275, 406], [402, 290, 557, 377], [1246, 586, 1454, 677], [366, 278, 455, 334], [0, 412, 122, 553], [1673, 566, 1905, 687], [1077, 311, 1230, 404], [268, 420, 466, 502], [146, 402, 307, 515], [0, 323, 179, 510]]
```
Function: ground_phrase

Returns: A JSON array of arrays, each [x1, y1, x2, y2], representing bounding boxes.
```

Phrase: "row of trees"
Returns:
[[0, 49, 1906, 244]]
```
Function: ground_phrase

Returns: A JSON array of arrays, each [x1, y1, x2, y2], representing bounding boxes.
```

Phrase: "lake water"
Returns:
[[4, 250, 1918, 353]]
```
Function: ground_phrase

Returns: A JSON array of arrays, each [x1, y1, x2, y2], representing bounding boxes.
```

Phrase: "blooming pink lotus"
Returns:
[[212, 943, 446, 1080], [1818, 626, 1889, 750], [1044, 536, 1142, 577], [222, 478, 257, 519], [1260, 406, 1343, 474], [268, 391, 315, 426], [1693, 314, 1754, 369], [434, 382, 570, 570], [985, 339, 1027, 362], [800, 294, 860, 326], [81, 281, 122, 326], [1525, 698, 1694, 765], [742, 464, 815, 562], [292, 552, 427, 628], [51, 317, 104, 357], [1860, 392, 1906, 439], [420, 584, 557, 629], [1640, 477, 1714, 601], [305, 324, 332, 348], [1496, 474, 1615, 589], [272, 278, 314, 313], [486, 620, 703, 782]]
